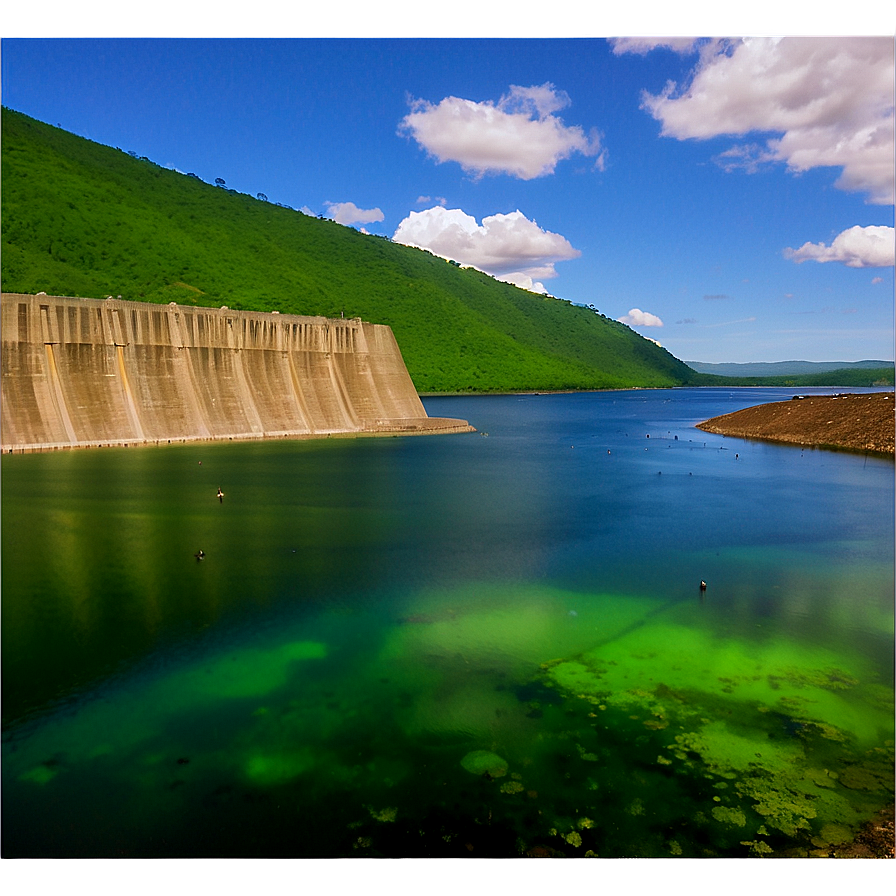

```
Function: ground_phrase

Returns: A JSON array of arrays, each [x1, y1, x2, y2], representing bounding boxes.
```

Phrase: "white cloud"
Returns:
[[610, 37, 701, 56], [618, 308, 664, 327], [619, 37, 895, 204], [784, 225, 895, 268], [399, 83, 604, 180], [712, 142, 777, 174], [324, 201, 385, 226], [392, 206, 580, 293], [497, 271, 553, 294]]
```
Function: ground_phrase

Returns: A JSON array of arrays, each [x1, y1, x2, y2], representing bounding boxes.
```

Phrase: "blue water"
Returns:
[[2, 388, 893, 857]]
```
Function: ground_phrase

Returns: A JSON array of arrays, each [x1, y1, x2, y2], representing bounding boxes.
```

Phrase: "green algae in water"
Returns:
[[18, 764, 59, 785], [4, 579, 892, 858], [4, 634, 332, 821], [500, 780, 524, 794], [461, 750, 508, 777], [245, 749, 317, 785], [838, 755, 894, 792], [811, 822, 857, 849], [368, 806, 398, 823], [537, 606, 894, 855], [741, 839, 775, 856], [379, 583, 663, 673], [669, 720, 804, 776], [712, 805, 747, 827], [543, 616, 888, 748], [183, 639, 328, 700]]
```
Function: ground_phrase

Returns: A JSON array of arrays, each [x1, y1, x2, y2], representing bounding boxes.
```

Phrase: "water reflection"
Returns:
[[2, 388, 893, 857]]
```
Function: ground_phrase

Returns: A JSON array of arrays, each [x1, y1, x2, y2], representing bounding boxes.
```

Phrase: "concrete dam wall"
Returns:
[[1, 294, 473, 451]]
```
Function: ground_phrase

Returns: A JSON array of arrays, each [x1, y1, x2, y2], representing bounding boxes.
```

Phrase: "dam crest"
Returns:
[[1, 293, 473, 451]]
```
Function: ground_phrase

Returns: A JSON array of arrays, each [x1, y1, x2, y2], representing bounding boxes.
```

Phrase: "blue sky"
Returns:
[[2, 19, 894, 364]]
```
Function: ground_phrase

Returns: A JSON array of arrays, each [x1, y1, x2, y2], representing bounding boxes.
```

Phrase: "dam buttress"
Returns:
[[1, 294, 473, 452]]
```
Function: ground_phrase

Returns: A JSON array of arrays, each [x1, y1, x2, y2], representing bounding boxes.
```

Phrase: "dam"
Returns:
[[1, 293, 473, 452]]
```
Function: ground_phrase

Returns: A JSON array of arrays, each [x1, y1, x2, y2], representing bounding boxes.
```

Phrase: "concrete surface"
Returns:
[[1, 294, 473, 451]]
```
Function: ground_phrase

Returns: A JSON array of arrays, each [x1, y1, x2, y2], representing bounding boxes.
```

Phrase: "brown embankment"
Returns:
[[1, 293, 474, 452], [697, 392, 894, 456]]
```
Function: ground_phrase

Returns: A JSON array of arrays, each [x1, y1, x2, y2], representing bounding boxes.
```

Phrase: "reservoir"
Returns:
[[2, 387, 893, 858]]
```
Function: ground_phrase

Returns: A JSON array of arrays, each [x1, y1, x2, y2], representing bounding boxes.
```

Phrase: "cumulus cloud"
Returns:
[[784, 225, 895, 268], [399, 83, 605, 180], [618, 308, 664, 327], [392, 206, 580, 293], [617, 37, 895, 204], [324, 201, 385, 226]]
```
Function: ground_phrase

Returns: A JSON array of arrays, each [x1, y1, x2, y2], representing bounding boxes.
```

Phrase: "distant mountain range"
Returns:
[[685, 360, 894, 378]]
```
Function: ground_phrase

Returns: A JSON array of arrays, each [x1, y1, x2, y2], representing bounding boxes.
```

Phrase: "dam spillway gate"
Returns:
[[1, 294, 473, 452]]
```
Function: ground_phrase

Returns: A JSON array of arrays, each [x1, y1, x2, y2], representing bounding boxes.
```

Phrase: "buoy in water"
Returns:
[[699, 580, 707, 592]]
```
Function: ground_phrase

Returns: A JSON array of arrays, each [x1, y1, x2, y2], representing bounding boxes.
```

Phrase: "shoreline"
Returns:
[[696, 392, 894, 457], [419, 384, 894, 398], [2, 419, 476, 455]]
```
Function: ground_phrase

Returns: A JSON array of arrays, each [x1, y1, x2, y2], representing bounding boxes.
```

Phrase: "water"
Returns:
[[2, 388, 893, 858]]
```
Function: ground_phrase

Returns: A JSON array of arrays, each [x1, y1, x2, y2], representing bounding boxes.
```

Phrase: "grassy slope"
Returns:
[[1, 108, 701, 393]]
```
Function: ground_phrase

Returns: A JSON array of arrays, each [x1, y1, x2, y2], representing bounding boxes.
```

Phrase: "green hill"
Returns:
[[1, 107, 702, 394]]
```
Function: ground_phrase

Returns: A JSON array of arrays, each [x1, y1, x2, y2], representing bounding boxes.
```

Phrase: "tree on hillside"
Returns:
[[215, 178, 226, 187]]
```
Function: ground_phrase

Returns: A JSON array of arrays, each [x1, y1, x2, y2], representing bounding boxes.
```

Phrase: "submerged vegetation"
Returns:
[[1, 107, 701, 394], [7, 583, 892, 858], [537, 626, 894, 857]]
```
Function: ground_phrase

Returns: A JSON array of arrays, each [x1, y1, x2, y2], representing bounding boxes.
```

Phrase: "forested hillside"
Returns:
[[1, 108, 702, 393]]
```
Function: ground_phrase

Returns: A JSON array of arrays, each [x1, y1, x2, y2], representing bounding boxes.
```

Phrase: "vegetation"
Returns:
[[711, 368, 894, 388], [685, 359, 892, 378], [539, 619, 895, 857], [1, 107, 702, 393]]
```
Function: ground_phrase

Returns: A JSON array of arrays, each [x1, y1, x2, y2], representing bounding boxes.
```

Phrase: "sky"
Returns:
[[1, 11, 894, 365]]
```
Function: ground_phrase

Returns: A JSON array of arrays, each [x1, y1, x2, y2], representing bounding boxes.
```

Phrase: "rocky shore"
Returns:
[[697, 392, 894, 456]]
